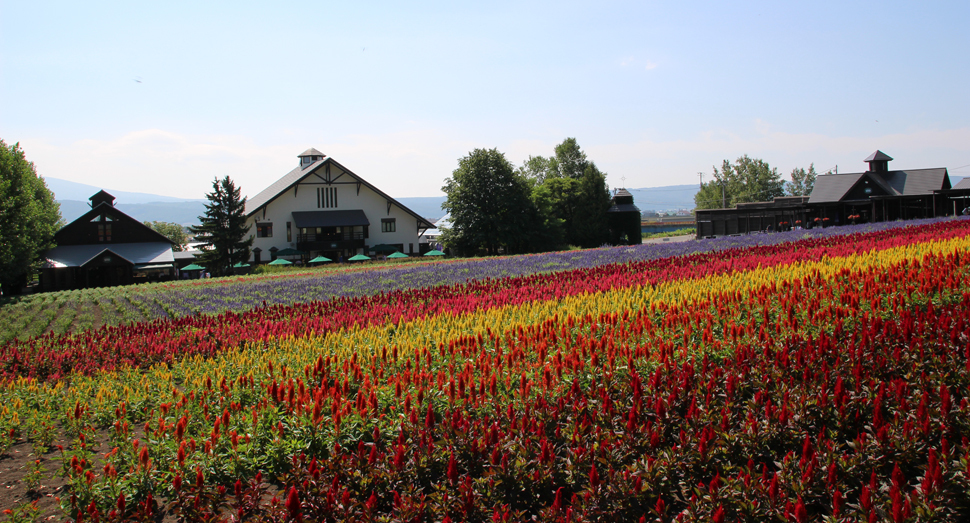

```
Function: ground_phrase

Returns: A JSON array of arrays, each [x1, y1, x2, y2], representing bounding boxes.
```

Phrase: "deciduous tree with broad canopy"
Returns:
[[519, 138, 612, 248], [787, 164, 818, 197], [144, 221, 189, 252], [189, 176, 252, 276], [441, 148, 542, 256], [694, 155, 785, 210], [0, 140, 61, 295]]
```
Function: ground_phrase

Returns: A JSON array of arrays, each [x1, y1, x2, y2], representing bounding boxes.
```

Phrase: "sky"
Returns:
[[2, 0, 969, 201]]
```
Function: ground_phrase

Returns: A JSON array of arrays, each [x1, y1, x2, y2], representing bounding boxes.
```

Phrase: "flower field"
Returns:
[[2, 218, 970, 521], [0, 219, 937, 345]]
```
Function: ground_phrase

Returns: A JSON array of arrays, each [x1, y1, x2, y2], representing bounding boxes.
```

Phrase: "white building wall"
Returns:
[[246, 162, 425, 261]]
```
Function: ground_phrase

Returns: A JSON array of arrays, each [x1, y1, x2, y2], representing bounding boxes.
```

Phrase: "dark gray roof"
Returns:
[[613, 188, 633, 198], [299, 148, 325, 157], [808, 173, 864, 204], [865, 150, 893, 162], [808, 168, 949, 204], [292, 210, 370, 228], [245, 154, 434, 229], [954, 178, 970, 190], [608, 203, 641, 213], [44, 242, 174, 268]]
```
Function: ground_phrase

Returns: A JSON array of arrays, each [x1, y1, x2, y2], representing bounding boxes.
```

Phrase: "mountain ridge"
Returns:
[[48, 176, 704, 226]]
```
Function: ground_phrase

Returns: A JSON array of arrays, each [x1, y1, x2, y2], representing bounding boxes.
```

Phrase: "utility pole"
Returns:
[[721, 181, 726, 209], [698, 172, 703, 189]]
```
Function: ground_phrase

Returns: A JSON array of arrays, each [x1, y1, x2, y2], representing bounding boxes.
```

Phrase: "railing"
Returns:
[[297, 231, 364, 242]]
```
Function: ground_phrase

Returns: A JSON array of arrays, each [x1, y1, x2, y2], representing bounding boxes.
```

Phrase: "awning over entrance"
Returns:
[[292, 210, 370, 228]]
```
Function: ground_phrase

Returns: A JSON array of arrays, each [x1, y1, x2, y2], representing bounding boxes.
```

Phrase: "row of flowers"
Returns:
[[1, 219, 969, 520], [1, 218, 956, 346], [2, 218, 968, 383]]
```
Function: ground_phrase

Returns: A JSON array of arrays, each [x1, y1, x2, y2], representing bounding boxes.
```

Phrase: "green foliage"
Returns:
[[642, 227, 696, 239], [442, 148, 542, 256], [0, 140, 61, 295], [189, 176, 253, 277], [143, 221, 188, 251], [787, 163, 818, 196], [516, 155, 552, 187], [526, 138, 612, 248], [694, 155, 785, 209]]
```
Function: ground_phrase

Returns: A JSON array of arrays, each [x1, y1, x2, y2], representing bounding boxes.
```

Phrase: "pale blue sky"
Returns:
[[2, 1, 968, 200]]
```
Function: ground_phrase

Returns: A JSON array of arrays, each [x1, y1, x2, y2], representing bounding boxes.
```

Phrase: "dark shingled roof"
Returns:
[[808, 173, 864, 204], [808, 168, 950, 204], [299, 147, 325, 157], [864, 150, 894, 162], [953, 178, 970, 190]]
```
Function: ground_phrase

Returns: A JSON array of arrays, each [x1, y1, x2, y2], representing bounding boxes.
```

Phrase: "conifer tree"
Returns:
[[189, 176, 252, 276]]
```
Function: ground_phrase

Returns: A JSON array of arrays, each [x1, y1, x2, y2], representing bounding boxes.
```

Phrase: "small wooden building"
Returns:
[[607, 188, 642, 245], [39, 191, 176, 291]]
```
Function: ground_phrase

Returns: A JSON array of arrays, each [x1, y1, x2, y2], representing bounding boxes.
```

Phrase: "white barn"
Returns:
[[245, 148, 434, 263]]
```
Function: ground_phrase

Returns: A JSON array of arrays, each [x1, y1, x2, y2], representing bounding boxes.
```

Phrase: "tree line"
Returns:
[[693, 155, 818, 210], [441, 138, 615, 256]]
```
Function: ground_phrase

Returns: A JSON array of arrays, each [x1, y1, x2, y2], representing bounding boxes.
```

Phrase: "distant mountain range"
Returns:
[[48, 176, 703, 226]]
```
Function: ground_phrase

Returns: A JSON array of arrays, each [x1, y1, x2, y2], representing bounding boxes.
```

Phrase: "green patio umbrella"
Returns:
[[423, 249, 445, 256], [232, 262, 250, 268], [308, 256, 332, 264], [182, 263, 205, 271], [387, 251, 409, 259], [348, 254, 371, 261], [268, 258, 293, 265]]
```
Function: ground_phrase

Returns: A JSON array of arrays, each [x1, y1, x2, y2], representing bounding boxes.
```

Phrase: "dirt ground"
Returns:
[[1, 438, 73, 521]]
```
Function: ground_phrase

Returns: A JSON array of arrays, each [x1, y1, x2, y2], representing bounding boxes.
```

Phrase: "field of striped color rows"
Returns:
[[2, 218, 970, 522]]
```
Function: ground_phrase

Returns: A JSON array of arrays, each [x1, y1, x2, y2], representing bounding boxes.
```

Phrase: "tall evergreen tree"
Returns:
[[189, 176, 252, 276], [0, 140, 61, 295]]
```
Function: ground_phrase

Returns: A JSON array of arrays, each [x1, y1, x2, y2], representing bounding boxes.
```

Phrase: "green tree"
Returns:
[[787, 163, 818, 196], [694, 155, 785, 210], [144, 221, 188, 252], [441, 148, 540, 256], [188, 176, 252, 276], [534, 138, 612, 247], [516, 155, 552, 187], [570, 162, 612, 247], [549, 137, 588, 180], [0, 140, 61, 295]]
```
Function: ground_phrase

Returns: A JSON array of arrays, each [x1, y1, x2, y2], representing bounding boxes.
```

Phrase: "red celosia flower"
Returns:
[[286, 487, 301, 522], [448, 452, 459, 485]]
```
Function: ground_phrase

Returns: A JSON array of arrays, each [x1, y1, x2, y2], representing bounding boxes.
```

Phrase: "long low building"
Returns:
[[695, 151, 967, 238]]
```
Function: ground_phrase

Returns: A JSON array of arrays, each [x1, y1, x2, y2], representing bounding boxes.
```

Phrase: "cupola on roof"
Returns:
[[298, 147, 326, 168], [865, 150, 893, 173], [297, 147, 326, 167], [299, 147, 325, 157], [89, 190, 116, 208]]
